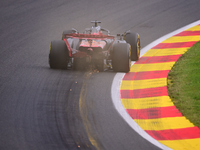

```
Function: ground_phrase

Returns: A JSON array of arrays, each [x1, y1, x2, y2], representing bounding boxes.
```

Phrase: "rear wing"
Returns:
[[63, 33, 115, 40]]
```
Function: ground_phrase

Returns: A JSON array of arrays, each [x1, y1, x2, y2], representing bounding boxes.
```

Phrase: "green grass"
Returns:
[[167, 41, 200, 128]]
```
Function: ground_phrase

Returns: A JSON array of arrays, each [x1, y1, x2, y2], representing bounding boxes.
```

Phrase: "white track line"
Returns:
[[111, 20, 200, 150]]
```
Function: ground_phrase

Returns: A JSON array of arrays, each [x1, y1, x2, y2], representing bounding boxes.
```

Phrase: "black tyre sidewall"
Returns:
[[125, 32, 140, 61], [112, 43, 131, 72], [49, 40, 69, 69]]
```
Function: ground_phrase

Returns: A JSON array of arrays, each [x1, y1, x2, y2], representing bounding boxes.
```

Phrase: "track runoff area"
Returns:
[[112, 20, 200, 150]]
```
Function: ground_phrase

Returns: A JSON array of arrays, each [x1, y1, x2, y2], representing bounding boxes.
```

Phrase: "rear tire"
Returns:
[[112, 43, 131, 72], [49, 40, 69, 69], [125, 32, 140, 61]]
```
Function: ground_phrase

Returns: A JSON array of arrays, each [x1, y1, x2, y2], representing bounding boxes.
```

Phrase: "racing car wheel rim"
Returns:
[[137, 36, 140, 59]]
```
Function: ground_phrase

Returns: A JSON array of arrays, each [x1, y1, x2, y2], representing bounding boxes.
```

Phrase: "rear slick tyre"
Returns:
[[112, 43, 131, 73], [49, 40, 69, 69], [125, 32, 140, 61]]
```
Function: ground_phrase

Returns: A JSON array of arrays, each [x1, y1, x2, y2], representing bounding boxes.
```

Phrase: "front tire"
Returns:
[[125, 32, 140, 61], [112, 43, 131, 72], [49, 40, 69, 69]]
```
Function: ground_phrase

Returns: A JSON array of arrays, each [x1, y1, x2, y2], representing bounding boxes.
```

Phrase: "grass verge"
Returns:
[[168, 41, 200, 128]]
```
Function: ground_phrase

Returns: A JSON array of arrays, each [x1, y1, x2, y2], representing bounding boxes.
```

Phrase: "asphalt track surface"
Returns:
[[0, 0, 200, 150]]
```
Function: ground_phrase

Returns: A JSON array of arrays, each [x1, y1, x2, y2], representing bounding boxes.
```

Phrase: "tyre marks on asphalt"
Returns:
[[120, 24, 200, 149]]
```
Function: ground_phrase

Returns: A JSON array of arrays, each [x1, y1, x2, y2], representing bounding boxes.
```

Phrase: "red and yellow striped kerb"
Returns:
[[120, 25, 200, 150]]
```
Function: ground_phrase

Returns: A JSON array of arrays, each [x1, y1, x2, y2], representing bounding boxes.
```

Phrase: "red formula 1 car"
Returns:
[[49, 21, 140, 72]]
